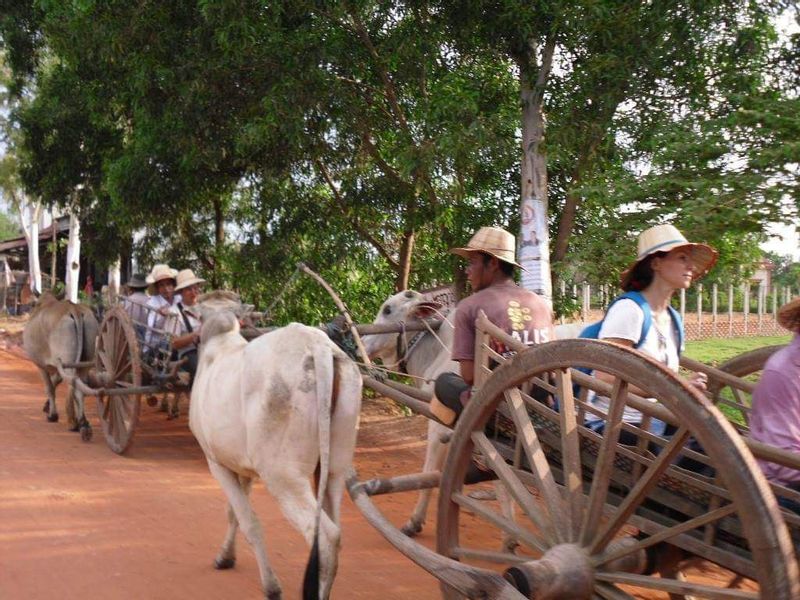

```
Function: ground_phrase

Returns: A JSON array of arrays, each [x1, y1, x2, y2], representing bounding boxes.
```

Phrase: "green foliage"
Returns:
[[0, 208, 19, 240], [1, 0, 798, 326]]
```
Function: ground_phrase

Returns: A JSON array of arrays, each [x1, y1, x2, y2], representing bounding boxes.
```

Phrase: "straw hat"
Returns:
[[450, 226, 522, 269], [125, 273, 148, 290], [174, 268, 206, 292], [777, 297, 800, 332], [620, 224, 718, 291], [146, 264, 177, 294]]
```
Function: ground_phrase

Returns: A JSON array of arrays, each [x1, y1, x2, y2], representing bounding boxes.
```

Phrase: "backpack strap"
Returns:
[[617, 291, 651, 349], [667, 305, 685, 352]]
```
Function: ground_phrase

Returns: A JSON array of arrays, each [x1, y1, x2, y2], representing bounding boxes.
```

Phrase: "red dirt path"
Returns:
[[0, 347, 442, 599]]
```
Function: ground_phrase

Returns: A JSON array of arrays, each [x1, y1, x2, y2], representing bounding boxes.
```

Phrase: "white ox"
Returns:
[[23, 293, 98, 433], [361, 290, 580, 541], [190, 299, 362, 600]]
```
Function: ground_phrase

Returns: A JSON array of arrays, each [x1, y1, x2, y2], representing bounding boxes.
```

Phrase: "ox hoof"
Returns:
[[401, 520, 423, 537], [68, 422, 80, 432], [214, 557, 236, 570], [80, 426, 93, 442], [47, 413, 59, 423], [167, 410, 179, 421], [265, 589, 282, 600]]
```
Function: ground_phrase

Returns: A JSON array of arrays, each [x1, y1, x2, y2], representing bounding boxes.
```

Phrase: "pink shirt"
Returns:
[[749, 335, 800, 486], [451, 280, 553, 362]]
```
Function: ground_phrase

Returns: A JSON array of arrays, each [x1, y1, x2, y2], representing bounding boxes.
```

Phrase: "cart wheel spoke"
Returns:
[[504, 388, 568, 543], [472, 431, 557, 546], [452, 491, 546, 554], [555, 367, 583, 540], [591, 426, 690, 553], [580, 377, 629, 545], [595, 572, 758, 599], [594, 503, 737, 568]]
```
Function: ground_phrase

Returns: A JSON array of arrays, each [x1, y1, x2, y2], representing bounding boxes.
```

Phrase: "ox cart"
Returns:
[[348, 314, 799, 600], [55, 279, 799, 598]]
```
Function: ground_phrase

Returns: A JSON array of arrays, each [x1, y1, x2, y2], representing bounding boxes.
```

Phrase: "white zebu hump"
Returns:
[[197, 290, 255, 319], [200, 310, 240, 343]]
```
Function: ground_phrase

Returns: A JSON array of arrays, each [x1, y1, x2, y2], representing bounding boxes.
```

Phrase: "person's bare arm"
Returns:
[[460, 360, 475, 386], [594, 337, 706, 393], [172, 331, 200, 350]]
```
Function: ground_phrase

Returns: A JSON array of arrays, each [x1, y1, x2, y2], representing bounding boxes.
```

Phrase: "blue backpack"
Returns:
[[579, 290, 684, 351], [571, 291, 684, 401]]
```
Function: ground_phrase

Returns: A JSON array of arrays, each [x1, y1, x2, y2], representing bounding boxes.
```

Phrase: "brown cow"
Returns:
[[23, 293, 99, 438]]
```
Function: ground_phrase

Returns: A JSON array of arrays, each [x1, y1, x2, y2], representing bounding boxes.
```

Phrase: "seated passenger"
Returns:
[[750, 297, 800, 513], [122, 273, 149, 341], [168, 269, 205, 385], [585, 224, 716, 444], [432, 226, 553, 426], [144, 264, 181, 355]]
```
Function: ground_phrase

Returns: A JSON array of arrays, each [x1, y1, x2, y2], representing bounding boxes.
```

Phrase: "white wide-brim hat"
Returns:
[[450, 226, 523, 269], [777, 297, 800, 332], [146, 264, 178, 294], [620, 224, 718, 291], [174, 268, 207, 292]]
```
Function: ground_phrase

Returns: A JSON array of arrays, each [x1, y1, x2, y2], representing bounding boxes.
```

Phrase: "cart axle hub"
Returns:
[[503, 544, 594, 600]]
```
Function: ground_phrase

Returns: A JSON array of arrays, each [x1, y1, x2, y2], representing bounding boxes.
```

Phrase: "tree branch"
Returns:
[[314, 159, 400, 270]]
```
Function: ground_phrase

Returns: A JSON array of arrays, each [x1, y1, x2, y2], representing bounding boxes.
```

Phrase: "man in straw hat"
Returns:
[[144, 264, 180, 352], [749, 297, 800, 506], [431, 226, 554, 426], [168, 268, 207, 385], [122, 273, 150, 340]]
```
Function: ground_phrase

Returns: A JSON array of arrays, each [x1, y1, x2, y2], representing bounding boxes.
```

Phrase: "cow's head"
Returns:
[[195, 291, 255, 343], [361, 290, 442, 363]]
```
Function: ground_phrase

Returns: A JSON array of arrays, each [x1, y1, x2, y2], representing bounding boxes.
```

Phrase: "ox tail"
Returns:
[[302, 342, 334, 600], [70, 308, 85, 365]]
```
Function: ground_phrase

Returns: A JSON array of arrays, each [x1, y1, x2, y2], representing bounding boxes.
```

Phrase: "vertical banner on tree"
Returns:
[[519, 195, 552, 303]]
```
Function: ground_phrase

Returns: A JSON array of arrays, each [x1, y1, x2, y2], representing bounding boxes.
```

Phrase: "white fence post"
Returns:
[[697, 283, 703, 334], [680, 288, 686, 324], [582, 283, 590, 323], [743, 283, 750, 336], [772, 284, 778, 334], [712, 283, 718, 337], [728, 284, 734, 338]]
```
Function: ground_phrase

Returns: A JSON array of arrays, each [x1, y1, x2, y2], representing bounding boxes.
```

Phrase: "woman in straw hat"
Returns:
[[586, 224, 718, 440], [748, 297, 800, 508]]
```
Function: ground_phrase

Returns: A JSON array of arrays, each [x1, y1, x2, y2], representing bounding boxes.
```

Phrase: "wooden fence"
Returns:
[[566, 281, 798, 340]]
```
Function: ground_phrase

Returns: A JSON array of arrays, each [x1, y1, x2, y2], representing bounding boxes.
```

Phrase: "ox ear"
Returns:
[[409, 300, 442, 320]]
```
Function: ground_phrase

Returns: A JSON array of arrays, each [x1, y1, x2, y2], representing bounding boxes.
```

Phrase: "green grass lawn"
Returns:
[[683, 334, 791, 366]]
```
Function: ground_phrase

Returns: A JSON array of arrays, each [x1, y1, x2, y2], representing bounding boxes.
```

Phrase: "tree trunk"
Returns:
[[19, 201, 43, 295], [50, 209, 57, 291], [108, 258, 121, 301], [213, 198, 225, 288], [517, 38, 555, 305], [65, 213, 81, 303], [395, 229, 415, 291]]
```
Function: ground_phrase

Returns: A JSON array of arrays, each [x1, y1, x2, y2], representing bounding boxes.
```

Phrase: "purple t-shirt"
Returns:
[[452, 280, 553, 362], [749, 335, 800, 486]]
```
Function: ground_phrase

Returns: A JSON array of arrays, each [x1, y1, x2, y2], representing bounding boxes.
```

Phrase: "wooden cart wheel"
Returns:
[[95, 306, 142, 454], [707, 345, 785, 430], [436, 339, 799, 600]]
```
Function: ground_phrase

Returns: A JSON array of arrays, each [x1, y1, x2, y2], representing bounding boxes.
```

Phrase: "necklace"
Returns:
[[651, 313, 671, 363]]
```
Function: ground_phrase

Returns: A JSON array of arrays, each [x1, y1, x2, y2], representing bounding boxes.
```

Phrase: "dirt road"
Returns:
[[0, 347, 442, 599]]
